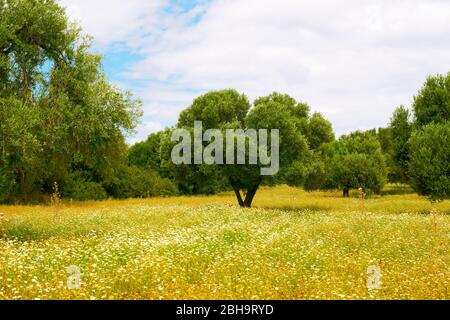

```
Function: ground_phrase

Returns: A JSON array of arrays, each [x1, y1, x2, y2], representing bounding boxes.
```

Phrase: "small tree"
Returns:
[[408, 122, 450, 200], [388, 105, 413, 183], [319, 131, 387, 197]]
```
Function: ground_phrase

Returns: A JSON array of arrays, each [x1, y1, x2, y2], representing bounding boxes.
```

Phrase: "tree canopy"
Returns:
[[408, 122, 450, 200], [309, 131, 387, 197], [406, 73, 450, 200], [162, 90, 331, 207], [413, 73, 450, 127], [0, 0, 149, 202], [388, 105, 412, 183]]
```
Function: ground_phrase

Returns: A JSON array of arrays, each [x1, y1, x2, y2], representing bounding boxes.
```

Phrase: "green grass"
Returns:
[[0, 186, 448, 300]]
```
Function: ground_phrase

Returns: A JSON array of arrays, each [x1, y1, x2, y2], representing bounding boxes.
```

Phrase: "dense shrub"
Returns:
[[63, 172, 108, 201], [304, 131, 387, 196], [153, 176, 179, 197], [105, 166, 178, 199]]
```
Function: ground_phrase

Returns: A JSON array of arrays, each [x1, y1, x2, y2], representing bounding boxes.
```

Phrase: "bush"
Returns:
[[308, 131, 387, 196], [153, 177, 179, 196], [105, 166, 178, 199], [63, 172, 108, 201]]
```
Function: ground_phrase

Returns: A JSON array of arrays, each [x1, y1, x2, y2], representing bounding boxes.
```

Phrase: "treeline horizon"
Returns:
[[1, 0, 449, 206]]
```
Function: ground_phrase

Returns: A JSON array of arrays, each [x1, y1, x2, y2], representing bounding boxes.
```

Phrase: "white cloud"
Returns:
[[60, 0, 450, 141], [59, 0, 168, 48]]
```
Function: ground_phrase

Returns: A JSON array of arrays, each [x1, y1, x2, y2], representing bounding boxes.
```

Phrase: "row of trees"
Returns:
[[296, 72, 449, 201], [130, 72, 450, 206], [383, 73, 450, 200], [0, 0, 448, 206]]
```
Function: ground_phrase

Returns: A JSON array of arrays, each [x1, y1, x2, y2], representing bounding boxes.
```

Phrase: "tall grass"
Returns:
[[0, 185, 448, 300]]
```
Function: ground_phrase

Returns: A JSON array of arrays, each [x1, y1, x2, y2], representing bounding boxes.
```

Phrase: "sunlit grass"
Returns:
[[0, 185, 448, 300]]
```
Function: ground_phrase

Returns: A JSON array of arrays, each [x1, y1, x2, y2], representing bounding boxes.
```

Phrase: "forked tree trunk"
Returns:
[[243, 184, 260, 208], [229, 177, 261, 208]]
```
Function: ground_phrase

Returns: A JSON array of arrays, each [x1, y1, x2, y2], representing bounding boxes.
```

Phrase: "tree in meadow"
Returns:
[[0, 0, 142, 202], [316, 131, 387, 197], [408, 122, 450, 200], [408, 72, 450, 200], [160, 91, 333, 207]]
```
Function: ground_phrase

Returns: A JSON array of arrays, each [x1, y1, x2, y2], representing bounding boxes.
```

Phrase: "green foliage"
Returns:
[[376, 127, 404, 183], [0, 166, 16, 203], [303, 159, 327, 191], [408, 122, 450, 200], [159, 126, 230, 195], [306, 112, 335, 150], [178, 89, 250, 128], [388, 106, 412, 183], [162, 138, 223, 195], [105, 166, 178, 199], [63, 172, 107, 201], [246, 95, 309, 167], [127, 132, 170, 178], [167, 90, 325, 207], [377, 127, 393, 154], [405, 73, 450, 200], [0, 0, 142, 202], [284, 154, 326, 191], [328, 153, 385, 195], [154, 176, 179, 197], [413, 73, 450, 127], [315, 131, 387, 195], [129, 133, 161, 169]]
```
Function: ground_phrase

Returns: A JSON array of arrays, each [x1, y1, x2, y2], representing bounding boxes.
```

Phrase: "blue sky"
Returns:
[[61, 0, 450, 144]]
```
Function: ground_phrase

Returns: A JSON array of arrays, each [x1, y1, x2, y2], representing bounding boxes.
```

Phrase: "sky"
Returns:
[[59, 0, 450, 144]]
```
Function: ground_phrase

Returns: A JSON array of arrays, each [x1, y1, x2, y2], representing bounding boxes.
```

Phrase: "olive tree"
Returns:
[[318, 131, 387, 197], [407, 72, 450, 200], [408, 122, 450, 200], [164, 90, 322, 208]]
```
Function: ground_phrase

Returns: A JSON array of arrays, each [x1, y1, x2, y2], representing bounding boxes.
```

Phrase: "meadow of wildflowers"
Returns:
[[0, 186, 448, 300]]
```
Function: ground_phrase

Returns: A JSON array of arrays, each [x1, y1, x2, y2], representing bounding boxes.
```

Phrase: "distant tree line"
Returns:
[[1, 0, 449, 205], [129, 71, 449, 206]]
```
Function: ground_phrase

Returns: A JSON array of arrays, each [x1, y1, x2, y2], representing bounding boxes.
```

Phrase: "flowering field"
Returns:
[[0, 186, 448, 300]]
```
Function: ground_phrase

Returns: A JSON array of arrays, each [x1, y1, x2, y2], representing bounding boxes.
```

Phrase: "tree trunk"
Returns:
[[343, 188, 350, 198], [243, 187, 257, 208], [229, 177, 245, 207], [232, 186, 245, 207], [229, 177, 261, 208], [243, 179, 262, 208]]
